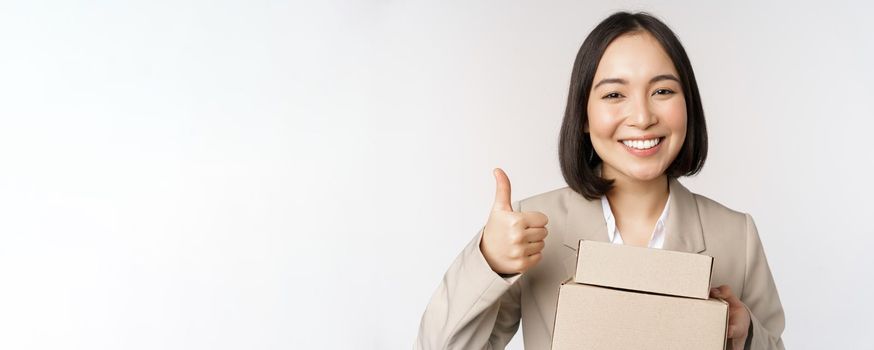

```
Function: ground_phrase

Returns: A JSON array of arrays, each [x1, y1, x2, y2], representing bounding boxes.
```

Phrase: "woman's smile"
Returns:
[[619, 136, 665, 157]]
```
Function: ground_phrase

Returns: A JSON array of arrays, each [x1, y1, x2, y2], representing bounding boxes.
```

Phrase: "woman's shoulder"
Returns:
[[690, 190, 747, 216], [686, 187, 752, 233], [513, 186, 576, 212]]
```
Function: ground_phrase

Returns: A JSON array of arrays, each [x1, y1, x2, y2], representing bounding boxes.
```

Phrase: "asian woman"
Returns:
[[417, 11, 785, 350]]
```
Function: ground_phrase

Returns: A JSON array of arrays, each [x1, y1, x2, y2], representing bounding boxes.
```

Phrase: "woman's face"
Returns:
[[586, 31, 687, 183]]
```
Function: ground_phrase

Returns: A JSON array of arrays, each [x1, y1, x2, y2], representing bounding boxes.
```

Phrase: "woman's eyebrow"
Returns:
[[593, 74, 681, 89], [593, 78, 627, 89], [650, 74, 680, 84]]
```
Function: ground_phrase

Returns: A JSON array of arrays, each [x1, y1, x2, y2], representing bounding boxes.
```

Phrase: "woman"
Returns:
[[416, 11, 785, 350]]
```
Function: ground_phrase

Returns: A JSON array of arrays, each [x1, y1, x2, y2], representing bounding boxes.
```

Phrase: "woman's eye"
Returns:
[[653, 89, 675, 95], [602, 92, 623, 99]]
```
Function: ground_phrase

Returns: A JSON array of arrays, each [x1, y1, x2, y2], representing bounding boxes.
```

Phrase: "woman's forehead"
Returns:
[[593, 31, 678, 82]]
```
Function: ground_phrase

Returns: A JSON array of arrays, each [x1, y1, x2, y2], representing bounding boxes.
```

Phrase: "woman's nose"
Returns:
[[626, 95, 658, 129]]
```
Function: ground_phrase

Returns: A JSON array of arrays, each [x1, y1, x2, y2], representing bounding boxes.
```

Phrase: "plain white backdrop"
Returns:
[[1, 1, 872, 349]]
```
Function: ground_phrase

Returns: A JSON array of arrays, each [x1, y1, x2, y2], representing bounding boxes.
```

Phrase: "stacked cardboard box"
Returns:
[[551, 240, 729, 350]]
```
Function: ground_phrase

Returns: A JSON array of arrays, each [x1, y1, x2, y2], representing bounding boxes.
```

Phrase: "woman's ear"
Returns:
[[583, 122, 589, 133]]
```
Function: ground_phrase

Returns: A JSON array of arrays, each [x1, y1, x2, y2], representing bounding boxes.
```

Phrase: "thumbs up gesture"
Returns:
[[480, 168, 549, 275]]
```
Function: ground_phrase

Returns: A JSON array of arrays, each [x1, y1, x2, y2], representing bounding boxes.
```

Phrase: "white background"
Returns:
[[1, 1, 872, 349]]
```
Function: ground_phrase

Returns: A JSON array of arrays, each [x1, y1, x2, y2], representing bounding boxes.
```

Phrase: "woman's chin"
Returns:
[[623, 167, 666, 182], [601, 161, 667, 183]]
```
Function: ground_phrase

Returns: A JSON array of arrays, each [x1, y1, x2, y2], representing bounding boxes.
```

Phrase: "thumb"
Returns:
[[492, 168, 512, 211]]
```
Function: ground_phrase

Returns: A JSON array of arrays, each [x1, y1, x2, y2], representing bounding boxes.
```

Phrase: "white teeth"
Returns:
[[622, 138, 661, 150]]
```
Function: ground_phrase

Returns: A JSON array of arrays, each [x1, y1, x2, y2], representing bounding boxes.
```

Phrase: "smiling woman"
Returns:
[[417, 11, 784, 350], [560, 14, 707, 201]]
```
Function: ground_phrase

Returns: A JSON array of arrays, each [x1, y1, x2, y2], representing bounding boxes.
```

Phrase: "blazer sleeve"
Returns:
[[741, 213, 786, 350], [415, 201, 524, 350]]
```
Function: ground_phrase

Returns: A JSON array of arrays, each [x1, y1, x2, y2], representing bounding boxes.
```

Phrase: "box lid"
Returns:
[[573, 240, 713, 299]]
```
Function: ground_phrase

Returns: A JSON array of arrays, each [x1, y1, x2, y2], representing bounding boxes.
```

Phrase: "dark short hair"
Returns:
[[558, 11, 708, 200]]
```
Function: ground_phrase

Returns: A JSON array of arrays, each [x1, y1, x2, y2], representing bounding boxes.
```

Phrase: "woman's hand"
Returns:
[[711, 285, 752, 350], [480, 168, 549, 275]]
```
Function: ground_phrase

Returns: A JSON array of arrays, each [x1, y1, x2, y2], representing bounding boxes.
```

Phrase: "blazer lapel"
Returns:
[[561, 189, 609, 277], [558, 177, 706, 277], [662, 177, 706, 254]]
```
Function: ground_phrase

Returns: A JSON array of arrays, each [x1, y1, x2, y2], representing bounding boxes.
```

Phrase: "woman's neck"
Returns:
[[602, 165, 670, 221]]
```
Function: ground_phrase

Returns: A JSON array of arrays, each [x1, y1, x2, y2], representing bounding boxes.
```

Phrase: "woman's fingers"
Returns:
[[523, 240, 545, 256], [714, 285, 741, 305], [727, 324, 739, 338], [710, 284, 752, 345], [524, 227, 548, 242], [521, 211, 549, 227], [524, 252, 543, 266]]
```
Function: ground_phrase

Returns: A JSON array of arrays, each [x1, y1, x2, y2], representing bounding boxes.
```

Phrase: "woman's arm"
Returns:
[[741, 213, 786, 350], [416, 196, 526, 350], [417, 170, 547, 349], [415, 226, 523, 349]]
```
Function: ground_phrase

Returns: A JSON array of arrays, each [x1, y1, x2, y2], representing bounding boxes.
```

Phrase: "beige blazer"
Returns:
[[416, 178, 785, 349]]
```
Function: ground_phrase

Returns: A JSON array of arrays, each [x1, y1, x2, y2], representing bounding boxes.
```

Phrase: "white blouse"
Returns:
[[599, 192, 671, 249]]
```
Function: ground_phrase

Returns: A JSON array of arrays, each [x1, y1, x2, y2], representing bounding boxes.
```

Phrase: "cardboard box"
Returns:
[[574, 240, 714, 299], [552, 240, 728, 350], [552, 282, 729, 349]]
